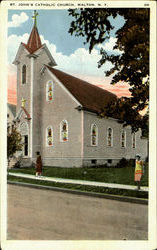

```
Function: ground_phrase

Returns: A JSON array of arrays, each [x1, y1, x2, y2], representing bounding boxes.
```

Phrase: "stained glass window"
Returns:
[[132, 133, 136, 148], [107, 128, 113, 147], [22, 65, 26, 84], [46, 80, 53, 102], [47, 126, 53, 146], [121, 130, 126, 148], [60, 120, 68, 142], [91, 124, 98, 146]]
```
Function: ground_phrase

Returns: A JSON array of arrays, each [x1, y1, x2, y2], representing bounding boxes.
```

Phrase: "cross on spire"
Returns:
[[32, 10, 38, 27]]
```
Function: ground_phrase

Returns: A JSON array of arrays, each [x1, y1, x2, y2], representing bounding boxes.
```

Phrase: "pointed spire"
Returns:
[[23, 10, 42, 54]]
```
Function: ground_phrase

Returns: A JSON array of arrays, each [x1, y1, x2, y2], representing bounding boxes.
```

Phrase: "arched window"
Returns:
[[121, 130, 126, 148], [60, 120, 68, 142], [91, 124, 98, 146], [20, 122, 29, 156], [132, 133, 136, 148], [107, 128, 113, 147], [46, 80, 53, 102], [20, 122, 29, 135], [22, 65, 26, 84], [46, 126, 53, 146]]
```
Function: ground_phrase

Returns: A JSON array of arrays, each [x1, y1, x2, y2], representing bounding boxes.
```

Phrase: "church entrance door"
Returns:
[[24, 135, 28, 156]]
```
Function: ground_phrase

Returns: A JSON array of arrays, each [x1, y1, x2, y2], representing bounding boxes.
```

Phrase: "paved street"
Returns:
[[7, 184, 148, 240]]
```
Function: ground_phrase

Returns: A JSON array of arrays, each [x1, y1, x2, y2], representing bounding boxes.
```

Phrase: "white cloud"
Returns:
[[97, 37, 122, 55], [7, 33, 29, 63], [57, 47, 112, 77], [8, 12, 29, 28], [40, 35, 57, 56], [39, 35, 113, 77], [7, 33, 113, 81]]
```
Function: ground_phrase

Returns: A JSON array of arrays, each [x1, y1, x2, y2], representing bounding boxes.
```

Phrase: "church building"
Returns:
[[13, 12, 147, 167]]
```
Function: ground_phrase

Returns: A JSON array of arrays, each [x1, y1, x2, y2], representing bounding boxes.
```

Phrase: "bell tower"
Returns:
[[13, 10, 57, 163], [13, 10, 43, 160]]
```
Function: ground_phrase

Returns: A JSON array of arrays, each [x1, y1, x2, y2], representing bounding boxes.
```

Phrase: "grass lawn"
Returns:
[[7, 175, 148, 199], [8, 164, 148, 187]]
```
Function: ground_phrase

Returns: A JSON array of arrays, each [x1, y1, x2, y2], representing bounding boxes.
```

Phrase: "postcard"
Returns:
[[0, 1, 156, 250]]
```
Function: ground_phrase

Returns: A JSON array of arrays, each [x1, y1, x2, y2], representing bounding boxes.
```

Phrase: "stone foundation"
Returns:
[[15, 157, 135, 168], [82, 158, 120, 167], [42, 157, 121, 168]]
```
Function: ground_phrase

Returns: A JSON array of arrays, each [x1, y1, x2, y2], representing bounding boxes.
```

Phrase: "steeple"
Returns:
[[23, 10, 42, 54], [13, 10, 57, 66]]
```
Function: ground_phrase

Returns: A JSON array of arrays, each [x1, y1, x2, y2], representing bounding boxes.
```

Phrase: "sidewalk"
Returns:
[[8, 172, 149, 192]]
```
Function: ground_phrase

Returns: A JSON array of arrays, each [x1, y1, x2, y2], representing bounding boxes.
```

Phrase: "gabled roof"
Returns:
[[13, 43, 29, 65], [15, 107, 31, 121], [7, 103, 16, 117], [22, 107, 31, 120], [13, 26, 57, 66], [47, 66, 117, 114], [22, 26, 42, 54]]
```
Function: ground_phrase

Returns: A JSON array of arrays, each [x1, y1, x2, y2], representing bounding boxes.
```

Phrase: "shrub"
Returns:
[[115, 157, 128, 168], [31, 161, 36, 168], [13, 155, 23, 168], [13, 160, 21, 168], [128, 159, 135, 168]]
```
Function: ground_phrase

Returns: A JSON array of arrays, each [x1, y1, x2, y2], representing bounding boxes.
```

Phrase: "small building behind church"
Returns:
[[12, 14, 148, 168], [7, 103, 16, 127]]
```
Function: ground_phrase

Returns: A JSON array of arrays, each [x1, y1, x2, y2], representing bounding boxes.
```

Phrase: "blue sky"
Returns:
[[8, 9, 125, 57], [8, 10, 87, 56]]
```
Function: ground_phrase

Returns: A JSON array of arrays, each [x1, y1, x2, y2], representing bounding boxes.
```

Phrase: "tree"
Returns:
[[99, 97, 148, 134], [68, 8, 149, 132], [7, 124, 23, 161]]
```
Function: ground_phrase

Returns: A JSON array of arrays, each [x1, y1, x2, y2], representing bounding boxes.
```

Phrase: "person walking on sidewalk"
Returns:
[[134, 154, 144, 190], [35, 151, 43, 178]]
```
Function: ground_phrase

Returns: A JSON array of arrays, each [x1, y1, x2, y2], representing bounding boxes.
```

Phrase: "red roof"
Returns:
[[15, 106, 31, 122], [22, 107, 31, 120], [22, 26, 42, 54], [47, 66, 117, 114]]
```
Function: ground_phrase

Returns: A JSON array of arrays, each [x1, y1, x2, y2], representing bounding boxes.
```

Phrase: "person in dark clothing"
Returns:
[[35, 151, 42, 177]]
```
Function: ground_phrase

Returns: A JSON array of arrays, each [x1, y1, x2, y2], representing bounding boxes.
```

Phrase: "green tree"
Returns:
[[99, 97, 148, 134], [7, 124, 23, 161], [68, 8, 149, 132]]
